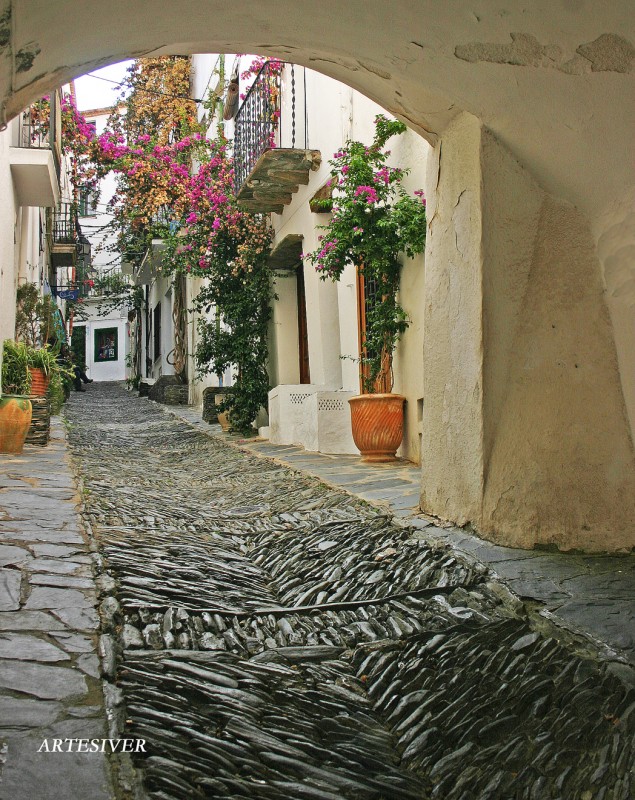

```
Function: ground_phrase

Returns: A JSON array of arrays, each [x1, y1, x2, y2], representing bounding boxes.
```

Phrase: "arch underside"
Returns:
[[3, 0, 635, 549], [2, 1, 632, 224]]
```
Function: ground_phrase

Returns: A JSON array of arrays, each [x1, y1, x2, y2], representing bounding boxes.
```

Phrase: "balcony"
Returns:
[[9, 100, 60, 208], [234, 61, 321, 214], [49, 203, 78, 267], [53, 270, 130, 302]]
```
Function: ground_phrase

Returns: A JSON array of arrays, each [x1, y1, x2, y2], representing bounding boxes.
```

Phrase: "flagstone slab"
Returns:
[[0, 697, 63, 729], [3, 527, 85, 545], [51, 606, 100, 632], [50, 631, 96, 654], [0, 661, 87, 700], [29, 574, 95, 589], [26, 559, 91, 576], [0, 633, 70, 662], [25, 587, 94, 611], [0, 545, 32, 566], [0, 569, 22, 611], [30, 544, 83, 558], [0, 735, 112, 800], [0, 610, 68, 631]]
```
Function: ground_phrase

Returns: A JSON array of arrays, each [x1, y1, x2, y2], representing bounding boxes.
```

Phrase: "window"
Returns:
[[78, 186, 98, 216], [94, 328, 118, 362]]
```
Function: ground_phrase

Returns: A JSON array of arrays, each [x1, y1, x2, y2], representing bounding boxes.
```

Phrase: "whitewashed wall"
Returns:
[[74, 309, 128, 381]]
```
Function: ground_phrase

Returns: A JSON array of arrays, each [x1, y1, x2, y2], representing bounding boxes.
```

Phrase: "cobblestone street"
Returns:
[[2, 382, 635, 799]]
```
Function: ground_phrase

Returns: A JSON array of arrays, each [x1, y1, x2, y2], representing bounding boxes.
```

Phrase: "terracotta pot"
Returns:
[[28, 367, 50, 397], [217, 410, 232, 432], [0, 395, 33, 454], [348, 393, 405, 462]]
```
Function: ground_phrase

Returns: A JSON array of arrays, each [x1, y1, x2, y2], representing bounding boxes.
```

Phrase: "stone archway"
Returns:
[[3, 1, 634, 550]]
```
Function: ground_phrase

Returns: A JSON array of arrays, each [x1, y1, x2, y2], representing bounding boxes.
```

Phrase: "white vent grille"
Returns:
[[290, 393, 312, 405], [318, 398, 345, 412]]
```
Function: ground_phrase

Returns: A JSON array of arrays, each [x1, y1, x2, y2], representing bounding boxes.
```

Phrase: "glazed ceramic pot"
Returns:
[[348, 393, 405, 462], [0, 395, 33, 454]]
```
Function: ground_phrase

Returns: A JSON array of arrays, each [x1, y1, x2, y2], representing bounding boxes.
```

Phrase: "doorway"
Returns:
[[297, 265, 310, 384]]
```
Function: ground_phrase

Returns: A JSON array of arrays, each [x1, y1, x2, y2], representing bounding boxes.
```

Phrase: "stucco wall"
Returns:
[[421, 111, 635, 551], [0, 126, 18, 346], [270, 70, 429, 462], [77, 313, 128, 382], [595, 200, 635, 447], [421, 113, 485, 522], [482, 195, 635, 551]]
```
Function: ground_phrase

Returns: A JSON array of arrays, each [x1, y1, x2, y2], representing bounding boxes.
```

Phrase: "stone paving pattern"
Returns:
[[0, 418, 112, 800], [172, 405, 635, 665], [59, 383, 635, 800]]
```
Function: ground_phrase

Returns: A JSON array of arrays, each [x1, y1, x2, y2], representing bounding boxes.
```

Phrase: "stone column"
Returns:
[[421, 112, 635, 552]]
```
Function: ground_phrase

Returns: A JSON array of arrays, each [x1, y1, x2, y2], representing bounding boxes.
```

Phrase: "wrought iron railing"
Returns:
[[233, 60, 287, 192], [18, 99, 51, 148], [89, 270, 130, 298], [51, 280, 89, 300], [52, 271, 130, 301], [233, 62, 309, 194], [51, 203, 78, 245]]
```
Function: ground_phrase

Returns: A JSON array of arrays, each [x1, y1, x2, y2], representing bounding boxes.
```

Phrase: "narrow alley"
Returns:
[[35, 383, 635, 799]]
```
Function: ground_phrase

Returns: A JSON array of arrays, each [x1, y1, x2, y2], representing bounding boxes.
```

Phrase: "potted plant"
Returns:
[[14, 282, 60, 396], [26, 345, 59, 397], [305, 115, 426, 461], [0, 340, 33, 453]]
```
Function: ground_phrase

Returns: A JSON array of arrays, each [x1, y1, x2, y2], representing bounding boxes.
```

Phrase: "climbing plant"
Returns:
[[160, 134, 274, 434], [84, 57, 275, 430], [304, 115, 427, 392]]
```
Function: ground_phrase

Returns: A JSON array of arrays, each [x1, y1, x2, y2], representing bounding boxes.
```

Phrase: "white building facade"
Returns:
[[71, 106, 129, 383], [0, 88, 77, 380]]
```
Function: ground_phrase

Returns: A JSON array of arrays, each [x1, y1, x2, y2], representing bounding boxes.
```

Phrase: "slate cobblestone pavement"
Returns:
[[0, 418, 113, 800], [1, 381, 634, 800]]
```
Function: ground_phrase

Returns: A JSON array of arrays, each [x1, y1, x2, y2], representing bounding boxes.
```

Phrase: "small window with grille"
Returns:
[[78, 186, 98, 217]]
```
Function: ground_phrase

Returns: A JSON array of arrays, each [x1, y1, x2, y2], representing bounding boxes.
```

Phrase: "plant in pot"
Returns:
[[26, 345, 60, 397], [14, 282, 61, 396], [0, 339, 33, 453], [305, 115, 426, 461]]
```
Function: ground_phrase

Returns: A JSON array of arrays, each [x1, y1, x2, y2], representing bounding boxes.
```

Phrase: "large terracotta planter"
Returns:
[[0, 395, 33, 454], [28, 367, 49, 397], [217, 410, 232, 432], [349, 393, 405, 462]]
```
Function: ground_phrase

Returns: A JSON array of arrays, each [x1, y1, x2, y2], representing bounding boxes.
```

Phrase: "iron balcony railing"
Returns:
[[53, 271, 130, 301], [51, 203, 78, 245], [233, 61, 307, 193], [89, 270, 131, 298], [51, 280, 90, 301], [18, 99, 51, 149]]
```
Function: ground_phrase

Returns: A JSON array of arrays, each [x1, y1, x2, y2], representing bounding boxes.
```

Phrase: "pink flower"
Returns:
[[354, 185, 379, 204]]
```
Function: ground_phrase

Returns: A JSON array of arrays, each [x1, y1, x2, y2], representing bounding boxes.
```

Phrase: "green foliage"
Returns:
[[26, 345, 59, 375], [15, 282, 58, 347], [159, 136, 275, 435], [192, 260, 273, 435], [49, 366, 71, 414], [1, 340, 32, 395], [305, 115, 426, 392]]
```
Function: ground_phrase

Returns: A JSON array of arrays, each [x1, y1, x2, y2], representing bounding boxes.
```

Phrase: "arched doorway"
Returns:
[[3, 2, 635, 551]]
